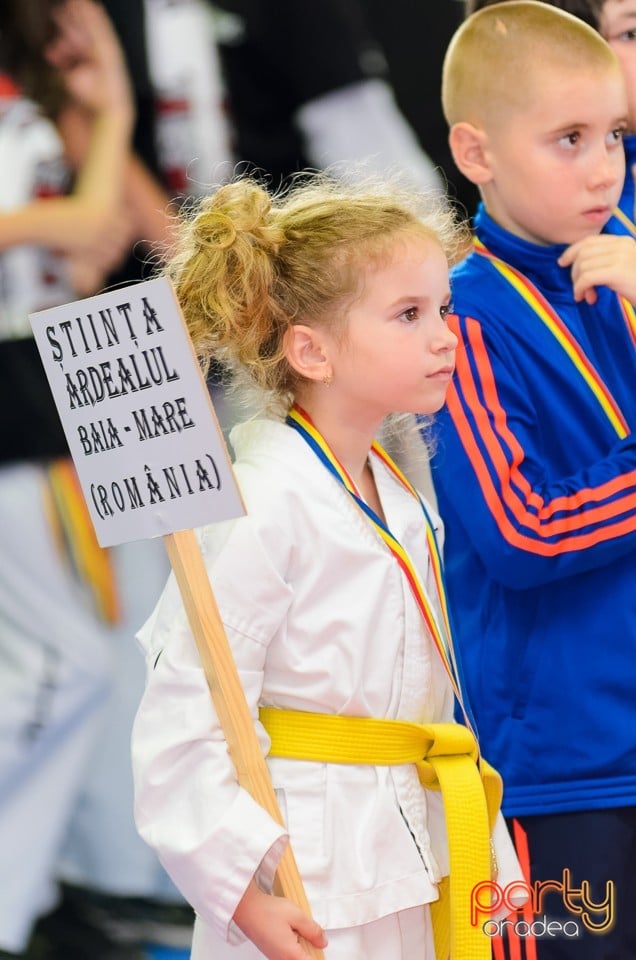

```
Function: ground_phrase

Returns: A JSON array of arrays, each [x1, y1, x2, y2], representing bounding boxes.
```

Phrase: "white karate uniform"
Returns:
[[133, 419, 523, 959]]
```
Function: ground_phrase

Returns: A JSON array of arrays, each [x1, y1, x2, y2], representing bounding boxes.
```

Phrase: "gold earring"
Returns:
[[322, 371, 333, 386]]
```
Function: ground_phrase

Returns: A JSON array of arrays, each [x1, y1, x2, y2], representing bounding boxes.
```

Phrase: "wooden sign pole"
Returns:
[[164, 529, 325, 959]]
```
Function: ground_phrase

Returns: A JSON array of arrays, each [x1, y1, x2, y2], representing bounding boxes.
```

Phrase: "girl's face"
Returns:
[[601, 0, 636, 132], [324, 234, 457, 424]]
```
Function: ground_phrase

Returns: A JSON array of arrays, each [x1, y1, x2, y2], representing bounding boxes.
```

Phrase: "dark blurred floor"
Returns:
[[4, 886, 194, 960]]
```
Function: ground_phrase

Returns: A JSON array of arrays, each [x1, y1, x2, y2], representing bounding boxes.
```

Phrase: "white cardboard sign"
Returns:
[[30, 276, 244, 547]]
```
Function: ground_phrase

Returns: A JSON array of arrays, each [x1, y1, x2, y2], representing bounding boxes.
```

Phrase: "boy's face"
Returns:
[[481, 63, 627, 246], [601, 0, 636, 131]]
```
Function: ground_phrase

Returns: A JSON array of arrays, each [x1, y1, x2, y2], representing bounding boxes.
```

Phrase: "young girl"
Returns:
[[131, 174, 523, 960]]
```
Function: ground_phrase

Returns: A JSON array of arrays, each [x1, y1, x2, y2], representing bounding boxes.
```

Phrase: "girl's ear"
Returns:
[[449, 121, 493, 185], [284, 324, 332, 383]]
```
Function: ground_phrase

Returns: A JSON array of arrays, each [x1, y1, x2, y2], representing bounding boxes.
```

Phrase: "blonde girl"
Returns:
[[132, 174, 522, 960]]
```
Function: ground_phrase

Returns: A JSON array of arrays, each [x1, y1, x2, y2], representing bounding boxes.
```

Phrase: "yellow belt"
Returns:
[[259, 708, 502, 960]]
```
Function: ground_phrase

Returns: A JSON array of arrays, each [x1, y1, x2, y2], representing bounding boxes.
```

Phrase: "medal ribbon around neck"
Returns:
[[620, 298, 636, 351], [286, 403, 472, 728], [609, 209, 636, 348], [474, 237, 632, 439], [612, 205, 636, 239]]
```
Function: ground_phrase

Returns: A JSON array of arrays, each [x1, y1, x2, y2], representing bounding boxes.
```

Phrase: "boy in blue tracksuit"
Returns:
[[601, 0, 636, 233], [433, 3, 636, 956]]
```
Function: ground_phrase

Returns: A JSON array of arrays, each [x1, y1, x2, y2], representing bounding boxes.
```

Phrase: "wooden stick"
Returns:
[[164, 529, 325, 959]]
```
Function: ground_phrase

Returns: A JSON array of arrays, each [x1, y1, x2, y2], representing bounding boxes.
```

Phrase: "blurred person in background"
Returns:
[[362, 0, 479, 215], [0, 2, 184, 958], [208, 0, 445, 194]]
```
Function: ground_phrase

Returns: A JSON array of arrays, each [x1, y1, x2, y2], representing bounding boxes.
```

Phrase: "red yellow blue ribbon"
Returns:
[[612, 205, 636, 238], [620, 297, 636, 351], [610, 208, 636, 348], [286, 404, 470, 724], [474, 237, 632, 439]]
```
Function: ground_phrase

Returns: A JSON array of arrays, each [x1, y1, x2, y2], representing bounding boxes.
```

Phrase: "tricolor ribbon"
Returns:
[[286, 404, 471, 727], [474, 237, 633, 439], [620, 297, 636, 351], [610, 207, 636, 349], [611, 204, 636, 238]]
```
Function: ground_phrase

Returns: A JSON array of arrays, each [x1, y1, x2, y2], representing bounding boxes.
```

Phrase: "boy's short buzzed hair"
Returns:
[[443, 0, 618, 128]]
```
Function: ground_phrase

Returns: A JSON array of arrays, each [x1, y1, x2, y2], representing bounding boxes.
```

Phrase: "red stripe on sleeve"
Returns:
[[445, 317, 636, 555]]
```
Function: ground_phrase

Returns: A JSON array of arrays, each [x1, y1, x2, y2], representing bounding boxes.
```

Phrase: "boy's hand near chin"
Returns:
[[558, 233, 636, 305]]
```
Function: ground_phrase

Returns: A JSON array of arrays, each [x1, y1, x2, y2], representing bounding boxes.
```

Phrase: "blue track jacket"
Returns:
[[616, 134, 636, 231], [431, 206, 636, 816]]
